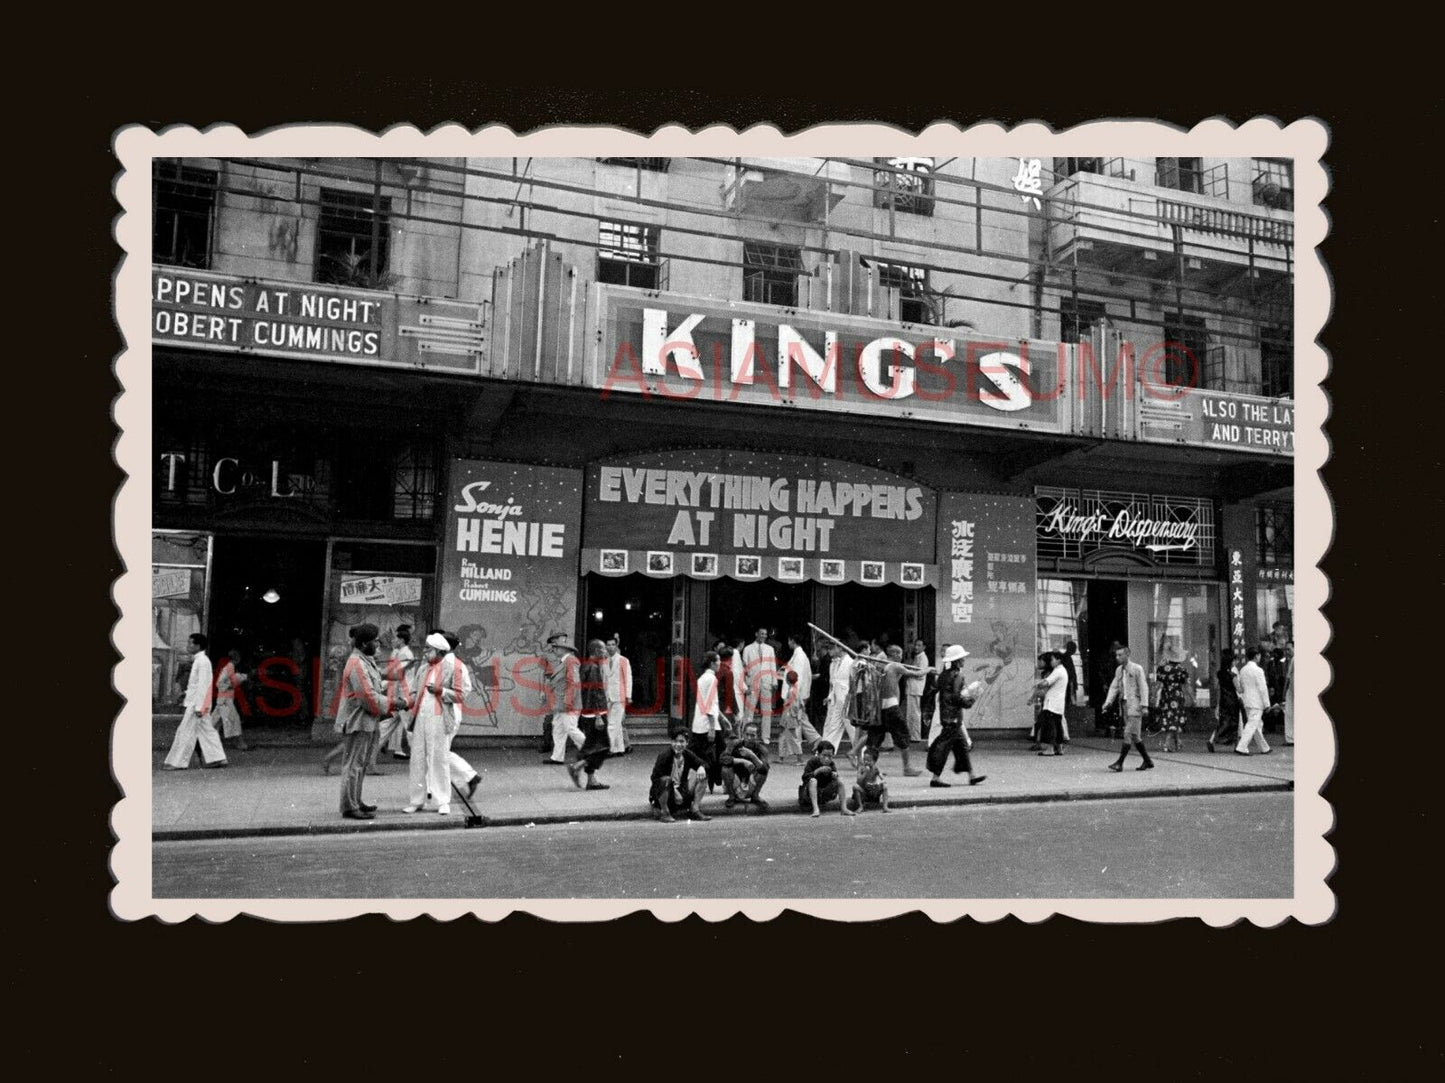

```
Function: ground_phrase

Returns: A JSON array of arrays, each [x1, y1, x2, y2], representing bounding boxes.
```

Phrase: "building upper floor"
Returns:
[[150, 155, 1297, 461]]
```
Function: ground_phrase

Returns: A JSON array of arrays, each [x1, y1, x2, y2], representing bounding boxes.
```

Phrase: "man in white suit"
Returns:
[[741, 626, 778, 743], [604, 634, 633, 755], [820, 642, 857, 759], [163, 633, 227, 770], [1235, 645, 1274, 756]]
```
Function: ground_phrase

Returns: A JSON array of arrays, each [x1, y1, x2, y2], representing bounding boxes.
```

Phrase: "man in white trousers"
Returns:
[[782, 632, 821, 751], [544, 633, 585, 764], [605, 634, 633, 755], [403, 632, 459, 815], [820, 642, 857, 760], [1235, 645, 1274, 756], [163, 633, 227, 770], [741, 626, 778, 743]]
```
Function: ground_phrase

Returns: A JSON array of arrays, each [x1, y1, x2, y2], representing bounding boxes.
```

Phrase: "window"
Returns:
[[316, 188, 392, 287], [742, 242, 804, 307], [597, 158, 670, 172], [1052, 158, 1103, 180], [873, 157, 935, 216], [153, 161, 217, 269], [1256, 505, 1293, 567], [392, 442, 437, 522], [874, 260, 930, 324], [1260, 325, 1292, 399], [597, 221, 661, 289], [1162, 314, 1208, 388], [1156, 157, 1205, 194], [1252, 158, 1294, 211], [1060, 298, 1107, 343]]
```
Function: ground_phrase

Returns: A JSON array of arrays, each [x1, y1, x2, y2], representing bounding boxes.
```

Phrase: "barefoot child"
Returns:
[[848, 747, 890, 813], [799, 740, 853, 818], [777, 670, 807, 765]]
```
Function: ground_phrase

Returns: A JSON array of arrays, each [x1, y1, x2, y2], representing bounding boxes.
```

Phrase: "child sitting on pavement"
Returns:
[[847, 747, 890, 813], [722, 720, 771, 811], [799, 739, 853, 818]]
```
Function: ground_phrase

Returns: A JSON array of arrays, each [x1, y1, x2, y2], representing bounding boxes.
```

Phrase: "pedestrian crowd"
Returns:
[[159, 622, 1294, 824]]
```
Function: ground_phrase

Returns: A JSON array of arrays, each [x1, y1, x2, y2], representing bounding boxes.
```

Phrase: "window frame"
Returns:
[[315, 186, 393, 287], [153, 161, 218, 270], [742, 241, 805, 307], [596, 220, 662, 289], [873, 157, 936, 217], [873, 259, 931, 325], [1252, 158, 1295, 211]]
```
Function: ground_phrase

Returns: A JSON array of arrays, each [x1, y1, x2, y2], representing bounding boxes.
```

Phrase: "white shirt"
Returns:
[[605, 652, 633, 706], [692, 668, 721, 733], [1238, 659, 1272, 711], [786, 647, 812, 703], [742, 641, 777, 692], [184, 651, 213, 713], [452, 658, 473, 725], [1041, 665, 1068, 715]]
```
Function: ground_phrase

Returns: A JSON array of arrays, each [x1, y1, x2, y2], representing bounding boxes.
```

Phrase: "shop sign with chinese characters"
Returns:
[[935, 494, 1036, 730], [1229, 549, 1247, 654]]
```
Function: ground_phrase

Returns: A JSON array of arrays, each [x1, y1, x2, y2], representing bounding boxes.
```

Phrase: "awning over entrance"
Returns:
[[581, 448, 938, 589]]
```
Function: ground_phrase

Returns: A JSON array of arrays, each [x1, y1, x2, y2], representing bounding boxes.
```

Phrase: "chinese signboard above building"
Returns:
[[152, 269, 484, 374]]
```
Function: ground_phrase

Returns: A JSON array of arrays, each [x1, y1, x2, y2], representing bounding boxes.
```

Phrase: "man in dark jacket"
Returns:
[[567, 639, 614, 791], [650, 732, 710, 822]]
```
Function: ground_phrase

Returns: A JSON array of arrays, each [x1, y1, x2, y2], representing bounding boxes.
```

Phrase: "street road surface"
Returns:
[[153, 792, 1292, 899]]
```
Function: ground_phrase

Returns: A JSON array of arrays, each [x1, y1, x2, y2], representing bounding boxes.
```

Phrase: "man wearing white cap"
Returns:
[[926, 644, 987, 787], [403, 632, 460, 815]]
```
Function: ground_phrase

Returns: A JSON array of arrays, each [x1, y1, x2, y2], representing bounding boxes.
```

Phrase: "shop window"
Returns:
[[1257, 584, 1294, 647], [1128, 580, 1220, 711], [1052, 158, 1103, 180], [1252, 158, 1294, 211], [152, 531, 211, 715], [873, 260, 930, 325], [1260, 324, 1292, 398], [315, 187, 392, 287], [1155, 157, 1205, 194], [153, 161, 216, 269], [597, 220, 661, 289], [597, 157, 670, 172], [873, 157, 935, 216], [1060, 297, 1108, 343], [742, 242, 804, 307], [1163, 314, 1208, 389]]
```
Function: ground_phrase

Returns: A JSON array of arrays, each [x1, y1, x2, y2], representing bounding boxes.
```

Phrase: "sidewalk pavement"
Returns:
[[152, 732, 1294, 841]]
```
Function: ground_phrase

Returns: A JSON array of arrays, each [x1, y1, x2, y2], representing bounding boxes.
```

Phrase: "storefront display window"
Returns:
[[152, 531, 210, 714], [320, 542, 435, 722], [1257, 584, 1294, 646], [1127, 580, 1220, 710], [1038, 577, 1088, 697]]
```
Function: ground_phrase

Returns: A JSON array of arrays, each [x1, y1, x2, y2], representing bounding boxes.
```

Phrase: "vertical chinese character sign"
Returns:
[[1012, 158, 1043, 210], [1229, 549, 1247, 656], [935, 493, 1036, 730]]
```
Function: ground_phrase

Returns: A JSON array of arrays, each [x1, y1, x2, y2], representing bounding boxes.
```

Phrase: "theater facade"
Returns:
[[149, 156, 1294, 738]]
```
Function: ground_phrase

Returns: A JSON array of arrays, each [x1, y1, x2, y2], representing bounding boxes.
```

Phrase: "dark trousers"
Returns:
[[1038, 710, 1063, 749], [578, 716, 610, 774], [688, 731, 726, 786], [926, 724, 972, 776], [1212, 701, 1241, 745], [339, 728, 378, 814]]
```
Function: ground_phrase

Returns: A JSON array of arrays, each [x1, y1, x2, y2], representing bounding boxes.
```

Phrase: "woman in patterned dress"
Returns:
[[1155, 637, 1191, 752]]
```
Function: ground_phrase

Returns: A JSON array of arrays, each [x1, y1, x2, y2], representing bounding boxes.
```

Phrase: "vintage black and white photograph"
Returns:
[[114, 122, 1329, 922]]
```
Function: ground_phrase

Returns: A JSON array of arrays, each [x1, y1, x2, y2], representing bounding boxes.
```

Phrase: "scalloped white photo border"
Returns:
[[112, 119, 1332, 924]]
